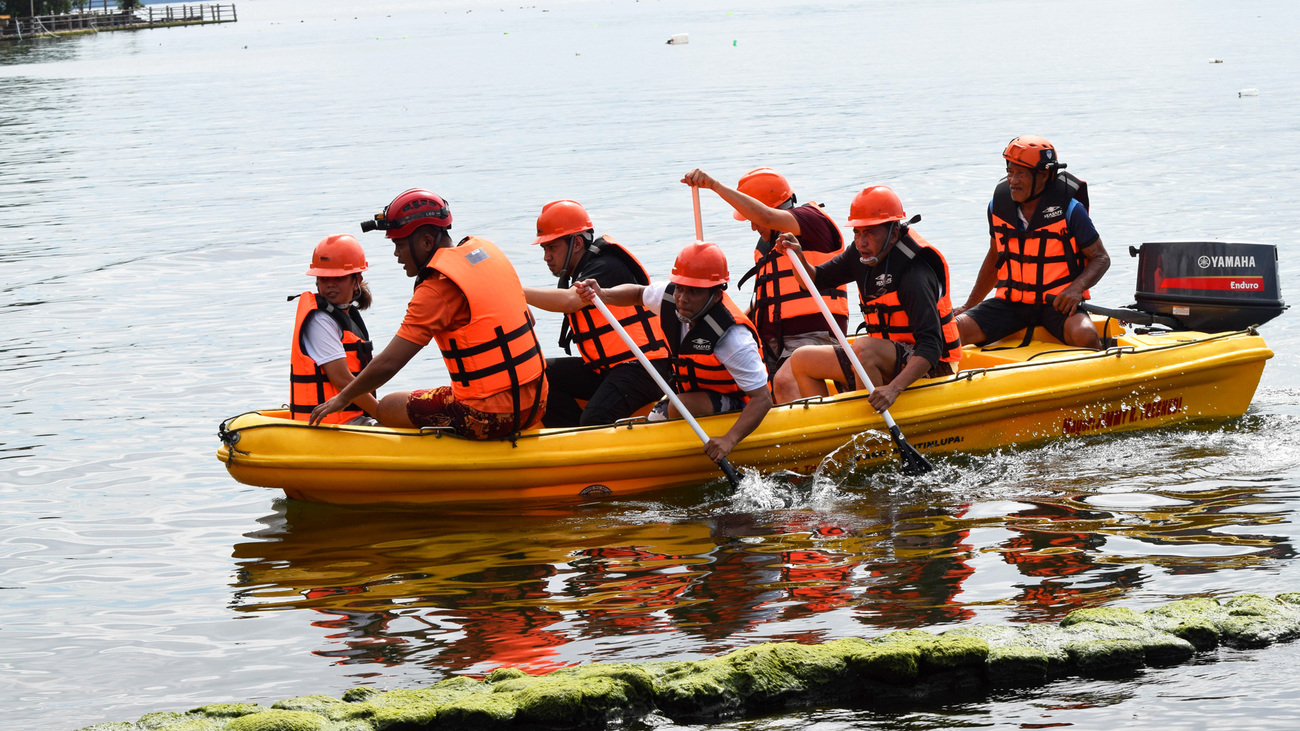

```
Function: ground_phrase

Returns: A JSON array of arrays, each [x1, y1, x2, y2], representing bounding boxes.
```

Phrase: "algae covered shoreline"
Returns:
[[77, 592, 1300, 730]]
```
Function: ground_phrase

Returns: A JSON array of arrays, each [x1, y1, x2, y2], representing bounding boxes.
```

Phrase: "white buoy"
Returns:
[[1209, 58, 1223, 63], [1239, 88, 1259, 97], [666, 33, 689, 45]]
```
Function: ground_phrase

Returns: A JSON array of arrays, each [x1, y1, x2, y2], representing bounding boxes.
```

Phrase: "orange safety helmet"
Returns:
[[361, 188, 452, 240], [670, 241, 729, 288], [532, 200, 594, 245], [1003, 135, 1063, 173], [846, 186, 906, 228], [733, 167, 795, 220], [305, 234, 368, 276]]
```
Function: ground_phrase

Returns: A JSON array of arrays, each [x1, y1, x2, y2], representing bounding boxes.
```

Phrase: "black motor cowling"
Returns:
[[1129, 241, 1286, 331]]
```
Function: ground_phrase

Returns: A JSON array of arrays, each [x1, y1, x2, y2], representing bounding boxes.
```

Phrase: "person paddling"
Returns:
[[521, 200, 672, 428], [288, 234, 380, 425], [954, 136, 1110, 348], [575, 241, 772, 461], [309, 189, 548, 438], [771, 186, 962, 411], [681, 167, 848, 374]]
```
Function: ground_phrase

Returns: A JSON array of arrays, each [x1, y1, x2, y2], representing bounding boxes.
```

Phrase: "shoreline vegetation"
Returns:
[[78, 592, 1300, 730], [0, 3, 234, 41]]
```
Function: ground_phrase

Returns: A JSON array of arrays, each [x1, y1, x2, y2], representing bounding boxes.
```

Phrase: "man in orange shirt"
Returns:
[[310, 189, 547, 438]]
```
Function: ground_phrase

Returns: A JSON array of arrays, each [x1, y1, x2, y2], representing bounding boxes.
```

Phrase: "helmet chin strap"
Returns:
[[861, 221, 899, 266], [677, 289, 721, 325], [860, 215, 922, 266]]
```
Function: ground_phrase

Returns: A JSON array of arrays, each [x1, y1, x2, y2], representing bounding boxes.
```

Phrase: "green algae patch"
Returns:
[[868, 629, 988, 674], [1064, 638, 1145, 678], [341, 687, 380, 703], [226, 711, 328, 731], [431, 691, 516, 727], [836, 637, 921, 684], [190, 704, 271, 719], [1062, 606, 1149, 628], [272, 695, 345, 713], [985, 645, 1050, 688], [484, 667, 528, 683]]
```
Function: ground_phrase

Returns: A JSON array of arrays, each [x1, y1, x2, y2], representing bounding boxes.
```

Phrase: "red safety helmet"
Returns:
[[305, 234, 368, 276], [846, 186, 906, 228], [670, 241, 729, 288], [1003, 135, 1062, 173], [733, 167, 794, 220], [362, 188, 452, 240], [532, 200, 594, 245]]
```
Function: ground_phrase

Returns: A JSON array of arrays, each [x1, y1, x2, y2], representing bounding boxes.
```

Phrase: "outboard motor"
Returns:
[[1130, 242, 1286, 331]]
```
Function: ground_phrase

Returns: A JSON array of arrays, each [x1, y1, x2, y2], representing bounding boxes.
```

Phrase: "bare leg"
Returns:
[[955, 313, 985, 346], [1063, 313, 1103, 349], [850, 337, 898, 388], [789, 345, 839, 399], [376, 391, 416, 428], [771, 358, 801, 404], [667, 391, 716, 419]]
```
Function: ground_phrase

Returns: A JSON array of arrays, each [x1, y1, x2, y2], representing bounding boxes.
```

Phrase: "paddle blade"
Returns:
[[718, 457, 743, 488], [889, 425, 934, 475]]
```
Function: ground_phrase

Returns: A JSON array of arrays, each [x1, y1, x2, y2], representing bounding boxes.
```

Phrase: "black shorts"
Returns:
[[964, 298, 1073, 345]]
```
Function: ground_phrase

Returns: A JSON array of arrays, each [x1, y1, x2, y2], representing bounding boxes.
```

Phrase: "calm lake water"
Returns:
[[3, 0, 1300, 728]]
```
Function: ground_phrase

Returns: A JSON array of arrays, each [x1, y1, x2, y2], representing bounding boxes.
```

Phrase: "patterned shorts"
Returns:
[[406, 386, 545, 440]]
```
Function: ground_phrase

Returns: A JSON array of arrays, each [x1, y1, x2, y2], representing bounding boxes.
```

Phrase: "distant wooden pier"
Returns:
[[0, 4, 236, 41]]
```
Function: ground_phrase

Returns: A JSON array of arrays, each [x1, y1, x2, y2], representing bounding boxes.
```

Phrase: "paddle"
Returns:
[[783, 248, 934, 476], [692, 185, 704, 242], [589, 295, 743, 488]]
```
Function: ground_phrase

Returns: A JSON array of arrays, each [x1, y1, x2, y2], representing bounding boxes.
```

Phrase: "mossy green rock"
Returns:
[[74, 592, 1300, 731], [1064, 638, 1145, 677], [341, 687, 380, 703], [226, 710, 328, 731], [986, 645, 1051, 688], [189, 703, 270, 719], [272, 695, 344, 713]]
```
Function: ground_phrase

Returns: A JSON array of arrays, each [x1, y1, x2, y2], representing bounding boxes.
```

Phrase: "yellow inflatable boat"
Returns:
[[217, 322, 1273, 506]]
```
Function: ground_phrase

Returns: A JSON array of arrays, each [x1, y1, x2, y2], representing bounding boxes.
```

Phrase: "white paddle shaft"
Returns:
[[590, 296, 715, 447], [692, 186, 704, 242], [783, 249, 902, 431]]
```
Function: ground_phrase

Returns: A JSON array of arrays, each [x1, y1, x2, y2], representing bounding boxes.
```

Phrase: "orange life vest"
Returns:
[[659, 285, 762, 397], [990, 173, 1091, 305], [744, 203, 849, 341], [559, 236, 668, 373], [857, 231, 963, 364], [288, 292, 374, 423], [430, 237, 547, 430]]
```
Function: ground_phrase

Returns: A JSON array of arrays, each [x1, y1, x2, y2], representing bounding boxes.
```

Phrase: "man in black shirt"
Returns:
[[522, 200, 671, 427], [770, 186, 962, 411]]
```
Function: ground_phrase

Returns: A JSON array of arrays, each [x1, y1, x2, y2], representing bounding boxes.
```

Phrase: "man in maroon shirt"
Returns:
[[682, 168, 849, 375]]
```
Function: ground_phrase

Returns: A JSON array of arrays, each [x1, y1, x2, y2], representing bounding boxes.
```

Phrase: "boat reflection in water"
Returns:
[[230, 469, 1294, 677]]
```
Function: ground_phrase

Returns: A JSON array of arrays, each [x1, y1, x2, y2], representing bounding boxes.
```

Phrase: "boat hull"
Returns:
[[217, 329, 1272, 506]]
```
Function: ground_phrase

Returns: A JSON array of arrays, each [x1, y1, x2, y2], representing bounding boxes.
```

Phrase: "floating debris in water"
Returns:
[[1210, 58, 1223, 63]]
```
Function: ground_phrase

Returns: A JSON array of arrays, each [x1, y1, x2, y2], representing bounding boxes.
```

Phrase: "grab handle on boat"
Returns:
[[783, 250, 933, 476], [590, 295, 743, 488]]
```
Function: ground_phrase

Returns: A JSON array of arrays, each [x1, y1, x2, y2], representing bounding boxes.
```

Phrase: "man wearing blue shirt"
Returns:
[[955, 136, 1110, 349]]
